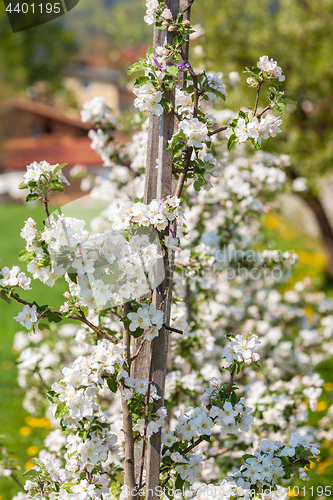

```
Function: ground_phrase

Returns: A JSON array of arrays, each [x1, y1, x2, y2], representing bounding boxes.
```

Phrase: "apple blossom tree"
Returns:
[[1, 1, 332, 500]]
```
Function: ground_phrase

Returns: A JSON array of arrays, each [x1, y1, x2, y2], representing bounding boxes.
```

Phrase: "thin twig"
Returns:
[[208, 126, 228, 137], [121, 302, 137, 499], [173, 146, 193, 198], [131, 338, 145, 363], [12, 474, 25, 492], [4, 290, 118, 344], [182, 0, 195, 14], [172, 108, 182, 122], [138, 338, 156, 495], [256, 105, 272, 117], [43, 197, 50, 219], [160, 436, 204, 488], [253, 81, 263, 116], [227, 364, 237, 397]]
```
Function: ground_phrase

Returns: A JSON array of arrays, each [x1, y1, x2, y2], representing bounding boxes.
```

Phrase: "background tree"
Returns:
[[192, 0, 333, 280]]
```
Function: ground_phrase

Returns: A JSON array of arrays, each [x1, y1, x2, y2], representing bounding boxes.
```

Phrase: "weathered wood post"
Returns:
[[131, 1, 180, 498]]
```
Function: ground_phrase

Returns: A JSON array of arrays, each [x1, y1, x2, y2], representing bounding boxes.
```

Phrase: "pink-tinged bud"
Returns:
[[162, 20, 168, 25], [63, 291, 71, 299], [209, 377, 219, 387], [184, 20, 190, 25], [168, 25, 175, 31], [157, 407, 167, 419], [201, 391, 211, 405], [60, 302, 70, 313], [75, 302, 80, 308], [247, 77, 254, 85]]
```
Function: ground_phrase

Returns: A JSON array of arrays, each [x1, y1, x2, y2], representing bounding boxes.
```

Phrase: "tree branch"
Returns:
[[11, 474, 25, 492], [256, 105, 272, 117], [4, 290, 118, 344], [138, 338, 156, 495], [227, 364, 236, 397], [121, 302, 137, 499], [160, 436, 204, 488], [173, 146, 193, 198], [253, 81, 263, 116], [208, 126, 228, 137], [182, 0, 195, 13]]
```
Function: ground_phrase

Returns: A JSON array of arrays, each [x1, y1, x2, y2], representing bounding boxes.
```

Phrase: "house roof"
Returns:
[[3, 135, 102, 171], [2, 97, 91, 131]]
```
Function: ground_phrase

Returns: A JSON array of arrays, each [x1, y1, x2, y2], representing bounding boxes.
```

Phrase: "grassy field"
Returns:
[[0, 204, 66, 499], [0, 204, 332, 498]]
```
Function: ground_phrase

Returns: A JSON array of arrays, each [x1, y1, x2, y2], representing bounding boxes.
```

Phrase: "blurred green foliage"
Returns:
[[192, 0, 333, 192], [0, 4, 77, 93]]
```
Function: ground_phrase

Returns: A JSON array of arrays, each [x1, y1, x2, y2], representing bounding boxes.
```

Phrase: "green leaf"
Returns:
[[175, 475, 185, 490], [38, 322, 50, 331], [45, 390, 60, 404], [19, 250, 34, 262], [193, 178, 204, 191], [26, 193, 40, 203], [134, 75, 151, 86], [163, 75, 176, 91], [44, 311, 62, 323], [173, 143, 185, 158], [0, 291, 11, 304], [55, 402, 68, 419], [67, 273, 78, 283], [146, 46, 154, 57], [230, 391, 237, 405], [165, 65, 179, 77], [51, 179, 65, 192], [18, 182, 28, 190], [248, 137, 260, 150], [32, 458, 45, 468], [227, 134, 238, 152], [160, 97, 173, 113], [23, 468, 39, 478], [128, 60, 146, 75], [173, 35, 183, 47], [28, 182, 39, 193], [107, 378, 118, 393], [53, 163, 67, 174]]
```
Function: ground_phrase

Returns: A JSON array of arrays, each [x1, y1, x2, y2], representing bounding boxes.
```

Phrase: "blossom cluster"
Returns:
[[178, 118, 210, 148], [0, 265, 31, 290], [230, 433, 319, 490], [133, 82, 163, 116], [224, 333, 261, 365], [22, 160, 69, 186], [257, 55, 285, 82], [231, 115, 283, 146], [109, 196, 183, 233], [127, 302, 164, 340]]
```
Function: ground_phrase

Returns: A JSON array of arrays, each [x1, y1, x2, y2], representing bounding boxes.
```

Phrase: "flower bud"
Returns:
[[209, 377, 219, 387]]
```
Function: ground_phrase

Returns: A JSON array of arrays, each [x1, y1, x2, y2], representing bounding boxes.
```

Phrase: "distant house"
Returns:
[[0, 96, 103, 172], [62, 63, 134, 113], [1, 97, 91, 140]]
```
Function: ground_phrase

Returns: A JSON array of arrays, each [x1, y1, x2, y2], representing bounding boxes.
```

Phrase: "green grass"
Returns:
[[0, 204, 65, 499]]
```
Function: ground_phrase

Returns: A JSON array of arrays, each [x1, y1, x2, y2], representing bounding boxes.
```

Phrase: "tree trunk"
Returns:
[[286, 167, 333, 281], [302, 193, 333, 281]]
